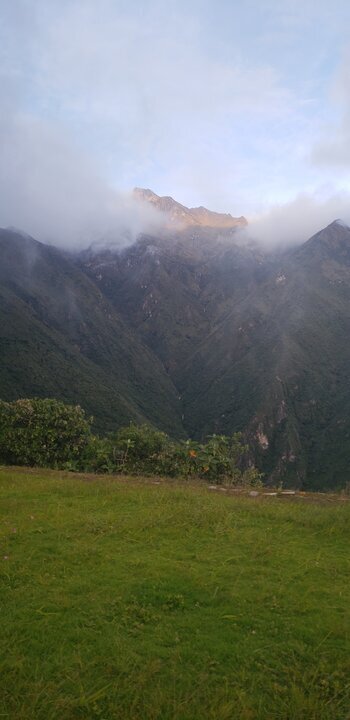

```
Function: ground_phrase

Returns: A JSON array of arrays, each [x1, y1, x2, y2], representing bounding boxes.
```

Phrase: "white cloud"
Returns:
[[311, 48, 350, 167], [2, 0, 350, 244], [0, 100, 162, 249], [0, 0, 297, 241], [245, 190, 350, 247]]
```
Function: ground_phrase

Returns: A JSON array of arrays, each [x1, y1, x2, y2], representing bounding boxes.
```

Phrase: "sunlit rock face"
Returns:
[[133, 188, 247, 230]]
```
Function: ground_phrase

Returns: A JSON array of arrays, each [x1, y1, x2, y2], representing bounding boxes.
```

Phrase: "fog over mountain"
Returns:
[[1, 76, 350, 250], [245, 191, 350, 248], [3, 1, 350, 491], [2, 105, 350, 249], [2, 1, 350, 249], [3, 211, 350, 489], [0, 97, 163, 249]]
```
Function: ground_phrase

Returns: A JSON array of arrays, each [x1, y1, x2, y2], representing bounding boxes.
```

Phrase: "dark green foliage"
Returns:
[[78, 425, 171, 475], [77, 435, 118, 473], [148, 433, 262, 485], [177, 433, 248, 481], [80, 424, 261, 484], [0, 399, 260, 484], [115, 423, 169, 469], [0, 398, 91, 467]]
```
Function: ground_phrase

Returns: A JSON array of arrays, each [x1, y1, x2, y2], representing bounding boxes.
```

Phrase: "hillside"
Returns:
[[3, 205, 350, 488], [0, 229, 184, 435], [79, 212, 350, 490], [80, 228, 270, 375], [179, 221, 350, 489]]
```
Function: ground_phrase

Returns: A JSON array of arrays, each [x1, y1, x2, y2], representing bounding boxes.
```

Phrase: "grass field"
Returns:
[[0, 468, 349, 719]]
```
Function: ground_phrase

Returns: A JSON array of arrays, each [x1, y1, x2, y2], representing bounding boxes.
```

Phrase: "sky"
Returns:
[[1, 0, 350, 246]]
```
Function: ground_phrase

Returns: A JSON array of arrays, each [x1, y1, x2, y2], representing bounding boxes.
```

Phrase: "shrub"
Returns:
[[78, 424, 171, 475], [0, 398, 262, 485], [113, 424, 169, 473], [0, 398, 92, 468], [167, 433, 262, 485], [79, 435, 118, 474]]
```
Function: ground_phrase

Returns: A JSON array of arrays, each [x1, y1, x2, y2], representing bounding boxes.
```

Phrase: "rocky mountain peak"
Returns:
[[133, 187, 247, 230], [301, 219, 350, 257]]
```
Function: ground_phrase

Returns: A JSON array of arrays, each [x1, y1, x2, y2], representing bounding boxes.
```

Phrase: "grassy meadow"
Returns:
[[0, 467, 349, 719]]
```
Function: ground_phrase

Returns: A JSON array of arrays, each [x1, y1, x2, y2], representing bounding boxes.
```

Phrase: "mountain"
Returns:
[[0, 229, 184, 435], [177, 220, 350, 489], [80, 228, 269, 375], [79, 214, 350, 490], [133, 188, 247, 229], [2, 205, 350, 489]]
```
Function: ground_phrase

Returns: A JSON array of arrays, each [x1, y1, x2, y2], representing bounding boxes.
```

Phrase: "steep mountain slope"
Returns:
[[180, 221, 350, 489], [3, 204, 350, 489], [0, 229, 184, 435], [80, 217, 350, 489], [80, 227, 271, 377]]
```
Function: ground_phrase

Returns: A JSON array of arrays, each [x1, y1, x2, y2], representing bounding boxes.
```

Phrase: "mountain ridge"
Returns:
[[133, 187, 247, 229], [2, 210, 350, 489]]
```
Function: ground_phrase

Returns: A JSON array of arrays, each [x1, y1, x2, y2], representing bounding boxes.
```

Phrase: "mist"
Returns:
[[2, 1, 350, 251], [0, 107, 163, 250], [244, 191, 350, 248]]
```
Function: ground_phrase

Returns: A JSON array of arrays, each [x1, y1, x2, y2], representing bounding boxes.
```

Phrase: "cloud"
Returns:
[[311, 48, 350, 167], [0, 110, 163, 248], [245, 190, 350, 247], [0, 0, 296, 228], [2, 0, 350, 245], [0, 50, 163, 249]]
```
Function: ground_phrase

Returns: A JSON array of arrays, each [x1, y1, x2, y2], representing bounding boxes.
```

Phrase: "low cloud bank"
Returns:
[[2, 82, 350, 252], [245, 191, 350, 248], [311, 48, 350, 168], [0, 108, 162, 250]]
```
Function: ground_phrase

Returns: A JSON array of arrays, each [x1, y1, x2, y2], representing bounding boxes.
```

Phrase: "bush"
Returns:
[[0, 398, 92, 468], [0, 398, 262, 486], [79, 435, 118, 474], [115, 423, 168, 472], [87, 427, 262, 485], [116, 424, 167, 457], [164, 433, 262, 485], [78, 424, 170, 475]]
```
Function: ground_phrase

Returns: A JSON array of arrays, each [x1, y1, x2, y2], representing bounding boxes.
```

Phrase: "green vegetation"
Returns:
[[0, 398, 91, 467], [0, 398, 261, 485], [0, 229, 184, 437], [80, 422, 261, 484], [0, 468, 349, 719], [4, 223, 350, 488]]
